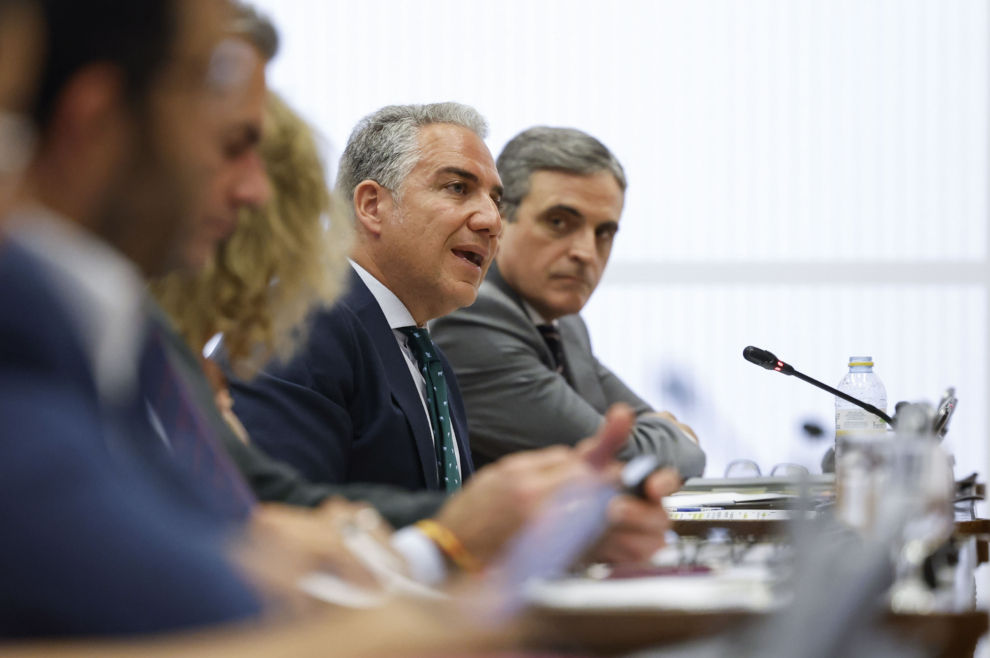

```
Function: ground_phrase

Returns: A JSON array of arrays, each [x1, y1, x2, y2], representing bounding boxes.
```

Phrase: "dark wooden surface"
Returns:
[[670, 519, 786, 537], [672, 518, 990, 539], [527, 607, 989, 658], [956, 519, 990, 536]]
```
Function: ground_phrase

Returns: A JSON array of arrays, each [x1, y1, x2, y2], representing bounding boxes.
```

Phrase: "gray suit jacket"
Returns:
[[431, 265, 706, 477], [148, 302, 446, 529]]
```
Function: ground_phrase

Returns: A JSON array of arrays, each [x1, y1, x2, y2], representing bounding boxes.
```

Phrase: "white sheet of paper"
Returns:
[[662, 492, 797, 508], [525, 568, 778, 612]]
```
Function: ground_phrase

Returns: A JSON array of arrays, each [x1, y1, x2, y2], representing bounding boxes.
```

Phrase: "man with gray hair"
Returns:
[[432, 126, 706, 477], [233, 102, 503, 494]]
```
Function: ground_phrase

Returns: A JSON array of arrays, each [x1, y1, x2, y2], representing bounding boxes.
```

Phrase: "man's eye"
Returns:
[[224, 139, 250, 160], [448, 181, 467, 194]]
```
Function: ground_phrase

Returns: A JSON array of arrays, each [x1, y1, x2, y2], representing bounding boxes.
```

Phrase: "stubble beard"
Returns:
[[98, 123, 195, 277]]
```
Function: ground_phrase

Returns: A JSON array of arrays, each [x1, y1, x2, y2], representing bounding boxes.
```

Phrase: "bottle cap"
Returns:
[[849, 356, 873, 366]]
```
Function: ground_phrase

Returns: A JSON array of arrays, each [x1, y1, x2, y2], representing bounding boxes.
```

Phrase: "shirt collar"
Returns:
[[349, 259, 420, 329], [5, 206, 147, 406]]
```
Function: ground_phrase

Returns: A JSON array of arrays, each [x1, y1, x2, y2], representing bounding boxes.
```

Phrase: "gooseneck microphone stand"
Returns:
[[742, 346, 893, 426]]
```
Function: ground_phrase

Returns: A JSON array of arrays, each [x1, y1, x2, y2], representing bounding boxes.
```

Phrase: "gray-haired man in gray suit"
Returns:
[[432, 127, 705, 476]]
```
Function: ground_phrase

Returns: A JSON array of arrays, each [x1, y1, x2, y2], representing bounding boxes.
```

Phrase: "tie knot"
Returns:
[[397, 326, 439, 363], [537, 324, 560, 341]]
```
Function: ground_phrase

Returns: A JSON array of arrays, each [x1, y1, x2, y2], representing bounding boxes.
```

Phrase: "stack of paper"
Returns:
[[525, 568, 777, 612], [662, 492, 797, 508]]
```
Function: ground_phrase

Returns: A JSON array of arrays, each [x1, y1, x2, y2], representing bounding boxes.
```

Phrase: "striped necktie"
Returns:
[[537, 323, 573, 385], [397, 326, 461, 491]]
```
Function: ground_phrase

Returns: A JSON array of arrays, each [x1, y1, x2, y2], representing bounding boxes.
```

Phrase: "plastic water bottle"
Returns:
[[835, 356, 887, 437], [834, 357, 888, 531]]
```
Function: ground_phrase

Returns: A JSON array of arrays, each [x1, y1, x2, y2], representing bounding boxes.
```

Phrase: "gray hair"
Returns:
[[496, 126, 626, 222], [336, 102, 489, 220], [231, 2, 279, 62]]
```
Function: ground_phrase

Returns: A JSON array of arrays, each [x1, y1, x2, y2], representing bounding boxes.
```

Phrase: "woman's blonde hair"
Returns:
[[152, 92, 352, 377]]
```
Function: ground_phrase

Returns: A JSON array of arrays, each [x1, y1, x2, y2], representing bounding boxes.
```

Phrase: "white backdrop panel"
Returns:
[[255, 0, 989, 262], [583, 284, 987, 478]]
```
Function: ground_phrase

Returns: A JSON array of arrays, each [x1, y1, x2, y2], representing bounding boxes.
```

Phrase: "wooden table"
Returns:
[[527, 607, 989, 658]]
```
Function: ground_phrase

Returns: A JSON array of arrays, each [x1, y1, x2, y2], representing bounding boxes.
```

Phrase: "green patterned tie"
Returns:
[[397, 327, 461, 491]]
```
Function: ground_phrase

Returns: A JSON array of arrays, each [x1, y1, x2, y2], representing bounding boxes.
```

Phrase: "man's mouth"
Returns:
[[452, 248, 485, 268], [551, 272, 591, 286]]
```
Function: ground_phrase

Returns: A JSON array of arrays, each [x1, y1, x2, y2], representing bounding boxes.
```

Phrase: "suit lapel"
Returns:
[[484, 262, 520, 306], [344, 272, 439, 490], [486, 263, 578, 388]]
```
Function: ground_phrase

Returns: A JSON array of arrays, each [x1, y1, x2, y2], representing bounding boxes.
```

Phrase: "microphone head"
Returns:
[[743, 346, 778, 370]]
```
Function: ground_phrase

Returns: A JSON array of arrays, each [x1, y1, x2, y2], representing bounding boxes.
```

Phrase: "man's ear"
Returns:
[[25, 63, 128, 231], [42, 64, 125, 158], [352, 179, 392, 237]]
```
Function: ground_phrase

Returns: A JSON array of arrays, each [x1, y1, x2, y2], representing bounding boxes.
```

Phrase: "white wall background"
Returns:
[[251, 0, 990, 480]]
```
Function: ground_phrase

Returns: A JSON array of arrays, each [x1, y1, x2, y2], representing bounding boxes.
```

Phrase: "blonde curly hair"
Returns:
[[152, 91, 352, 377]]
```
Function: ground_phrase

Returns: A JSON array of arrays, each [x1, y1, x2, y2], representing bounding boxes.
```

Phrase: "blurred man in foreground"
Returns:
[[433, 126, 706, 475], [0, 0, 265, 635]]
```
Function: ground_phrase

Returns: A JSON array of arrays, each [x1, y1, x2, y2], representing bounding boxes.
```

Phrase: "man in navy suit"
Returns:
[[0, 0, 263, 637], [232, 103, 502, 493]]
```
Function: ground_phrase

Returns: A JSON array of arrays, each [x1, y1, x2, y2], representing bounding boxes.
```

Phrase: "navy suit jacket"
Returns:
[[229, 270, 473, 491], [0, 242, 260, 638]]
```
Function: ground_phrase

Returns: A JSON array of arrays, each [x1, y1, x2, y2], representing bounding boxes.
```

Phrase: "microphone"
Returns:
[[742, 346, 893, 426], [743, 346, 795, 375]]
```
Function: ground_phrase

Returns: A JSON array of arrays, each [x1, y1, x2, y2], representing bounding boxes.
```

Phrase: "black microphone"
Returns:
[[743, 346, 795, 375], [742, 346, 893, 426]]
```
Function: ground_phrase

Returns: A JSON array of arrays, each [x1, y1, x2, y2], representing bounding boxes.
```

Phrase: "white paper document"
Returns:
[[662, 492, 797, 508], [525, 568, 777, 612]]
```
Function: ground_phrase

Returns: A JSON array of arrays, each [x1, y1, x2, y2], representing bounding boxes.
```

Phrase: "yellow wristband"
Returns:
[[414, 519, 483, 574]]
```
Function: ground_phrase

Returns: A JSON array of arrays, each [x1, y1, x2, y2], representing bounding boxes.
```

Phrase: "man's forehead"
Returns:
[[169, 0, 232, 86], [528, 170, 625, 219], [415, 123, 500, 185]]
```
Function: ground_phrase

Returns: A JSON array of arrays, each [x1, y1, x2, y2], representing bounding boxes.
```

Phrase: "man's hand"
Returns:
[[578, 405, 681, 564], [435, 404, 674, 569], [434, 445, 593, 566], [239, 498, 400, 601], [648, 410, 699, 444], [585, 467, 680, 564]]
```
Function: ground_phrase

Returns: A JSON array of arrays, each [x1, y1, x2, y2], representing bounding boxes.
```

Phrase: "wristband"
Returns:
[[414, 519, 483, 574]]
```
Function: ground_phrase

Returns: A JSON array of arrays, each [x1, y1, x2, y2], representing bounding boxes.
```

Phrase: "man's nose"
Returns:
[[233, 152, 272, 210], [469, 195, 502, 236], [569, 226, 597, 263]]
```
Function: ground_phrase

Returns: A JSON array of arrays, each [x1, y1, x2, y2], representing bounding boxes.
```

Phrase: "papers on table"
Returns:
[[662, 492, 797, 509], [297, 568, 444, 608], [667, 509, 807, 521], [525, 567, 777, 612]]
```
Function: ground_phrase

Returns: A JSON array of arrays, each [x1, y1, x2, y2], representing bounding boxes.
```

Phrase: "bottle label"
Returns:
[[835, 408, 887, 435]]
